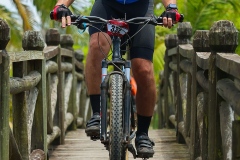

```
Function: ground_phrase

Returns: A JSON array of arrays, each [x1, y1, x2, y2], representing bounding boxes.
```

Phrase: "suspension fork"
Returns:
[[123, 60, 131, 142], [100, 59, 108, 143]]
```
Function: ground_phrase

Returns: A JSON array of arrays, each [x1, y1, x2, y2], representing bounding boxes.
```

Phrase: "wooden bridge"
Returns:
[[0, 18, 240, 160]]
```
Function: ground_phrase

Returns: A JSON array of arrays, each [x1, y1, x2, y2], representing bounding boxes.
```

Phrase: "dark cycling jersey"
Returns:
[[89, 0, 155, 61], [116, 0, 138, 4]]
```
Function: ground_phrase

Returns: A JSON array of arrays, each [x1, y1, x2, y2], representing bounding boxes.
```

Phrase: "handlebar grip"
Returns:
[[50, 11, 54, 20], [176, 13, 184, 22], [179, 14, 184, 22], [70, 15, 78, 22]]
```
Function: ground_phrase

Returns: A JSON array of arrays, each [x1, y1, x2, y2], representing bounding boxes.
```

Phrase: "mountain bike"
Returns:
[[69, 14, 183, 160]]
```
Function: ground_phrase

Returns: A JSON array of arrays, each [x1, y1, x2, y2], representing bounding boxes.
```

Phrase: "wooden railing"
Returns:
[[159, 20, 240, 160], [0, 18, 91, 160]]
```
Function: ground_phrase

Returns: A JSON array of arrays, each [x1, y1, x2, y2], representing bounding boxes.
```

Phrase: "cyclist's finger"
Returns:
[[62, 16, 66, 28], [66, 12, 71, 26], [167, 17, 172, 28], [66, 16, 71, 26], [163, 17, 168, 27]]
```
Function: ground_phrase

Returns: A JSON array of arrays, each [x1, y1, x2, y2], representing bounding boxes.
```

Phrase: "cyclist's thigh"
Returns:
[[89, 0, 118, 35], [129, 24, 155, 61], [128, 0, 155, 61]]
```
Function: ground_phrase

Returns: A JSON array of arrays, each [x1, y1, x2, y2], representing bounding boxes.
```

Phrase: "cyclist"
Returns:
[[51, 0, 181, 158]]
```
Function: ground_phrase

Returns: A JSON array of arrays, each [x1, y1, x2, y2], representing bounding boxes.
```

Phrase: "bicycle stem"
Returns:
[[112, 37, 122, 61]]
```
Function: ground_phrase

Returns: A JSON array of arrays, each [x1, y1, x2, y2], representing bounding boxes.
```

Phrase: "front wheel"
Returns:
[[109, 74, 126, 160]]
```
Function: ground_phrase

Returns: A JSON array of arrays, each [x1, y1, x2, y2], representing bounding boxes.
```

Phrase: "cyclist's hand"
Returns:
[[160, 7, 182, 28], [50, 4, 72, 28]]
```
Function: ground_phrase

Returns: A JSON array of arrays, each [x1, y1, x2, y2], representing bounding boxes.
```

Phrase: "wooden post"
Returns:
[[74, 49, 84, 124], [79, 81, 88, 127], [0, 18, 10, 160], [232, 120, 240, 159], [45, 28, 65, 145], [60, 34, 77, 130], [176, 22, 192, 143], [208, 20, 238, 160], [12, 58, 28, 159], [158, 71, 164, 129], [22, 30, 47, 159], [45, 29, 58, 134], [192, 30, 210, 160], [164, 34, 178, 128]]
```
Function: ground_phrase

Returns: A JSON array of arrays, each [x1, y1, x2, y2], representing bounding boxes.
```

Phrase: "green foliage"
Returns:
[[151, 0, 240, 93], [0, 5, 22, 50], [177, 0, 240, 54], [1, 0, 240, 74]]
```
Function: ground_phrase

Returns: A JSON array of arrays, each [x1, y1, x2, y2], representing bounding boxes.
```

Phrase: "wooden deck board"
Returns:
[[49, 129, 190, 160]]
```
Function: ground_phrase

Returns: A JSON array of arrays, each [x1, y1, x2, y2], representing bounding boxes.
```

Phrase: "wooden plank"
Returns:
[[208, 52, 222, 159], [164, 50, 171, 128], [235, 78, 240, 91], [216, 53, 240, 79], [176, 22, 192, 144], [177, 47, 184, 143], [219, 101, 233, 160], [61, 48, 73, 57], [0, 52, 2, 64], [9, 126, 23, 160], [9, 71, 41, 94], [67, 50, 77, 130], [164, 34, 178, 129], [30, 59, 47, 158], [169, 61, 177, 72], [47, 73, 53, 134], [167, 47, 178, 56], [49, 129, 190, 160], [232, 120, 240, 159], [0, 50, 10, 160], [196, 70, 209, 92], [197, 92, 208, 160], [179, 59, 192, 74], [8, 51, 44, 62], [178, 44, 194, 59], [53, 50, 65, 145], [43, 46, 60, 60], [46, 60, 58, 74], [196, 52, 210, 70], [75, 60, 84, 71], [61, 62, 72, 72], [188, 40, 197, 160], [12, 61, 29, 160], [207, 20, 235, 159], [216, 78, 240, 115]]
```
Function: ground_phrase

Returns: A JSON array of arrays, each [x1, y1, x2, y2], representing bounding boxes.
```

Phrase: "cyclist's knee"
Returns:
[[132, 59, 153, 76], [89, 32, 111, 51]]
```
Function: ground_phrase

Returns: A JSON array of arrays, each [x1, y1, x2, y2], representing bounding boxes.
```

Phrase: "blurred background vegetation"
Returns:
[[1, 0, 240, 128], [1, 0, 239, 82]]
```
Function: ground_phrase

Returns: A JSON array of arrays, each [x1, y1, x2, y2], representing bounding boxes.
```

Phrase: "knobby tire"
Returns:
[[109, 74, 126, 160]]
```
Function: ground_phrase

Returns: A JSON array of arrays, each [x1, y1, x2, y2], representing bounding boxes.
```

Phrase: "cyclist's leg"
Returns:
[[131, 58, 156, 158], [127, 0, 155, 157], [85, 0, 113, 136], [85, 32, 111, 137]]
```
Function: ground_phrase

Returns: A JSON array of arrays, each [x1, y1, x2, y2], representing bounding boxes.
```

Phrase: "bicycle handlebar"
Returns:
[[50, 10, 184, 29], [70, 15, 164, 27]]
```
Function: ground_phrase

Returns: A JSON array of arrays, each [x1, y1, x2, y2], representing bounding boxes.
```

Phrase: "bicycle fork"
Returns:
[[100, 59, 132, 144]]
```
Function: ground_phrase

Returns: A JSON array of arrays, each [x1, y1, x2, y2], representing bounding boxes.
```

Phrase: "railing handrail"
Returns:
[[0, 18, 90, 160], [160, 20, 240, 160]]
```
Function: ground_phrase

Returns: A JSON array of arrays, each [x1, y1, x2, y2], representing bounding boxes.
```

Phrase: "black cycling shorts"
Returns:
[[89, 0, 155, 61]]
